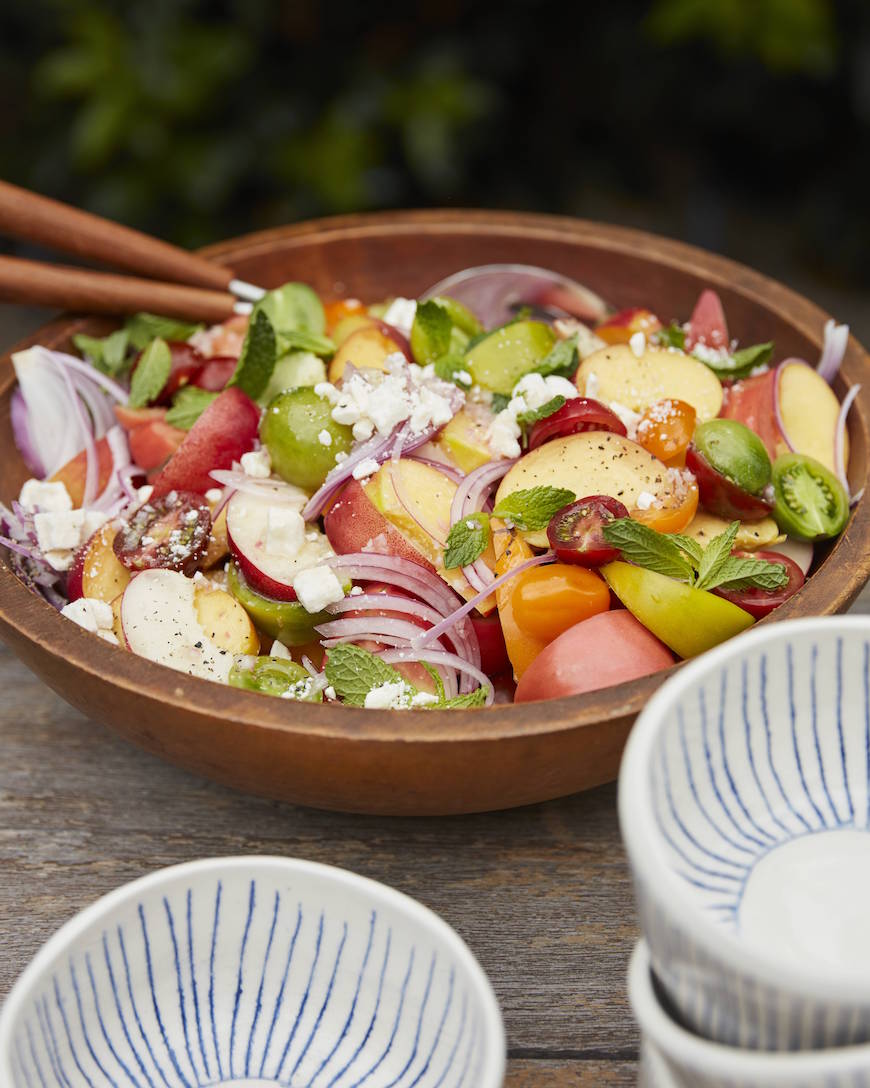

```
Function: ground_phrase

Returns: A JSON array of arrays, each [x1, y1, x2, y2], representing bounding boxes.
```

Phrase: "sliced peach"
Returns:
[[67, 523, 130, 603]]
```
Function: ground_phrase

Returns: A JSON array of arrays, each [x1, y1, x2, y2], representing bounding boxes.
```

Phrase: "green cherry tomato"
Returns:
[[229, 656, 322, 701], [226, 561, 330, 645], [771, 453, 850, 541], [260, 387, 354, 491], [693, 419, 772, 496]]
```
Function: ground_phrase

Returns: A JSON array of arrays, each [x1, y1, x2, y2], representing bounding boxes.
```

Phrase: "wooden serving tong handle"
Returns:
[[0, 179, 261, 299]]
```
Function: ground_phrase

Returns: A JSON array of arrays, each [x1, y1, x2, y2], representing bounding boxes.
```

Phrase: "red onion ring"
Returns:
[[380, 648, 494, 701], [208, 469, 308, 505], [406, 455, 465, 482], [817, 320, 850, 385], [11, 389, 45, 477], [449, 459, 516, 591], [48, 351, 129, 404], [834, 383, 861, 498]]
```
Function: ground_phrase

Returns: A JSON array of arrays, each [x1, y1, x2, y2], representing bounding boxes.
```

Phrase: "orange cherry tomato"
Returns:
[[636, 398, 697, 466], [324, 298, 365, 333], [632, 476, 699, 534], [596, 307, 662, 345], [512, 564, 610, 643]]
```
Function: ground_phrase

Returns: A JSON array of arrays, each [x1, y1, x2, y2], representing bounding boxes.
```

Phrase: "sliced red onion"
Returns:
[[316, 615, 448, 646], [834, 383, 861, 498], [46, 350, 129, 403], [406, 455, 465, 482], [55, 355, 98, 506], [772, 360, 798, 453], [11, 388, 44, 477], [0, 535, 39, 559], [380, 648, 494, 702], [327, 593, 446, 627], [413, 552, 555, 650], [117, 464, 143, 503], [421, 264, 610, 327], [851, 487, 865, 507], [209, 469, 308, 506], [817, 319, 850, 385], [449, 459, 515, 590], [12, 348, 90, 478]]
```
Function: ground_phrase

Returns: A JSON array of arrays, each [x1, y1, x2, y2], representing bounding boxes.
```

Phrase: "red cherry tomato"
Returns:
[[113, 491, 212, 575], [194, 356, 238, 391], [131, 341, 205, 405], [527, 398, 627, 451], [712, 550, 805, 618], [547, 495, 629, 566], [469, 611, 511, 677], [685, 445, 773, 520]]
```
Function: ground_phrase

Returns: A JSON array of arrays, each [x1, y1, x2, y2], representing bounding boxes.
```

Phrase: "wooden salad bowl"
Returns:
[[0, 211, 868, 815]]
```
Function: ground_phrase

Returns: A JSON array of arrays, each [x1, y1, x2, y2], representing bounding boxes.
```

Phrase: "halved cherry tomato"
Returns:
[[632, 476, 699, 534], [713, 550, 804, 618], [636, 398, 696, 466], [527, 398, 627, 450], [131, 341, 205, 405], [685, 289, 729, 351], [194, 355, 237, 392], [595, 307, 662, 345], [512, 564, 610, 643], [114, 492, 211, 575], [324, 298, 365, 333], [685, 444, 772, 520], [547, 495, 629, 566]]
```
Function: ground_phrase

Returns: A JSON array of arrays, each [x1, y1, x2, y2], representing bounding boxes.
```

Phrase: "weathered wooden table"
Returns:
[[1, 306, 867, 1086]]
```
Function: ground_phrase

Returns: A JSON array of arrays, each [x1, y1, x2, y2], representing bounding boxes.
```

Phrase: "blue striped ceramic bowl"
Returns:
[[619, 616, 870, 1052], [630, 940, 870, 1087], [0, 857, 505, 1088]]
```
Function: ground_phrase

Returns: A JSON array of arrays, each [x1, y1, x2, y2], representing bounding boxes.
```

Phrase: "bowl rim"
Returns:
[[629, 939, 870, 1078], [0, 854, 506, 1087], [1, 208, 868, 745], [620, 614, 870, 1006]]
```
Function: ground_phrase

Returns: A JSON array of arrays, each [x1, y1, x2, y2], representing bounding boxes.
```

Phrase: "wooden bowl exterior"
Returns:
[[0, 211, 868, 815]]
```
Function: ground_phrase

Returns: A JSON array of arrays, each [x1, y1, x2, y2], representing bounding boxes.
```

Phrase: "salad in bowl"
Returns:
[[1, 267, 858, 710]]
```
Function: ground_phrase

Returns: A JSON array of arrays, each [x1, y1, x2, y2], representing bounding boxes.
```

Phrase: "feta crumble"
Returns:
[[364, 679, 415, 709], [265, 506, 305, 556], [61, 596, 115, 635], [381, 297, 418, 339], [411, 691, 440, 707], [485, 372, 580, 458], [293, 565, 345, 612], [317, 429, 333, 447], [18, 479, 72, 513], [635, 491, 656, 511], [240, 448, 271, 478], [352, 457, 381, 481], [629, 331, 646, 358], [205, 488, 224, 504]]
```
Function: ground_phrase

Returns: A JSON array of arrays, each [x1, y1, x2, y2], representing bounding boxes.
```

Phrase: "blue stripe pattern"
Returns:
[[640, 632, 870, 1053], [8, 873, 485, 1088]]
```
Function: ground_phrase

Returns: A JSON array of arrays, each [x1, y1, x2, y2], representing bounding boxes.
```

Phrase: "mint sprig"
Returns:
[[165, 386, 218, 430], [602, 517, 789, 593], [277, 328, 335, 358], [515, 394, 565, 440], [532, 334, 579, 380], [324, 643, 488, 708], [411, 300, 453, 364], [492, 486, 576, 532], [444, 513, 490, 569], [124, 312, 203, 351], [73, 328, 131, 377], [229, 309, 277, 400], [128, 337, 172, 408]]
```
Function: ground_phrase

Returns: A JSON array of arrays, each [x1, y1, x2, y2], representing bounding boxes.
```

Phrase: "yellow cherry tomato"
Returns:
[[636, 398, 697, 467], [595, 307, 662, 345], [323, 297, 365, 334], [632, 477, 699, 534], [511, 564, 611, 643]]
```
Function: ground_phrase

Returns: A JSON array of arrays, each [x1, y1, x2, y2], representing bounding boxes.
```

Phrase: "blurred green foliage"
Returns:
[[1, 0, 868, 290]]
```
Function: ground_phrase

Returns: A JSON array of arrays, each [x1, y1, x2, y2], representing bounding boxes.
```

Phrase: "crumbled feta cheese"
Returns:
[[324, 685, 337, 700], [485, 371, 579, 458], [411, 691, 439, 707], [629, 331, 646, 358], [315, 381, 340, 404], [34, 510, 85, 553], [82, 509, 109, 541], [137, 485, 154, 504], [691, 341, 731, 364], [317, 429, 333, 447], [607, 401, 643, 440], [293, 565, 345, 612], [364, 680, 415, 709], [334, 452, 348, 464], [350, 585, 364, 596], [553, 318, 606, 358], [269, 639, 293, 660], [265, 506, 305, 555], [381, 297, 418, 339], [635, 491, 657, 511], [486, 411, 522, 459], [205, 488, 223, 504], [352, 458, 381, 481], [352, 419, 375, 441], [240, 448, 271, 478], [97, 629, 120, 646], [18, 479, 72, 513], [584, 371, 600, 399], [61, 596, 114, 634], [44, 549, 75, 572], [453, 370, 472, 386]]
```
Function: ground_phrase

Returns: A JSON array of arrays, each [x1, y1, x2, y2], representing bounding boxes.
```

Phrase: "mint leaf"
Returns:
[[255, 282, 325, 335], [711, 341, 774, 379], [277, 328, 335, 357], [324, 644, 407, 707], [670, 533, 704, 565], [433, 687, 489, 709], [533, 335, 579, 380], [602, 518, 696, 581], [433, 352, 472, 386], [421, 663, 446, 701], [411, 300, 453, 364], [515, 394, 565, 433], [444, 513, 490, 569], [229, 310, 277, 400], [654, 323, 687, 350], [124, 312, 203, 351], [165, 386, 218, 430], [73, 328, 131, 377], [128, 337, 172, 408], [709, 555, 789, 592], [492, 486, 576, 532], [695, 522, 740, 590], [490, 392, 511, 414]]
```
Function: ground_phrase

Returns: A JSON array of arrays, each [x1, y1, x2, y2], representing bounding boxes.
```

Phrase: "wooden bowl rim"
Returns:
[[1, 209, 868, 747]]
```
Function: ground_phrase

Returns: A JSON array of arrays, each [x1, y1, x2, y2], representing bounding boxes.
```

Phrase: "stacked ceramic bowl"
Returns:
[[619, 615, 870, 1087]]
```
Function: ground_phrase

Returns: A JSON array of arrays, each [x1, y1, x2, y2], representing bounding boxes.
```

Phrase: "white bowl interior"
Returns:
[[0, 857, 504, 1088], [643, 621, 870, 975]]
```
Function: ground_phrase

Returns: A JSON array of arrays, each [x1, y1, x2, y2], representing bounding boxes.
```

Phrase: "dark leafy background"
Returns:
[[2, 0, 868, 336]]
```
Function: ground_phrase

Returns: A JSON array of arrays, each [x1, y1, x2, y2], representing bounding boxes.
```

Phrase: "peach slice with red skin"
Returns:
[[67, 523, 130, 603]]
